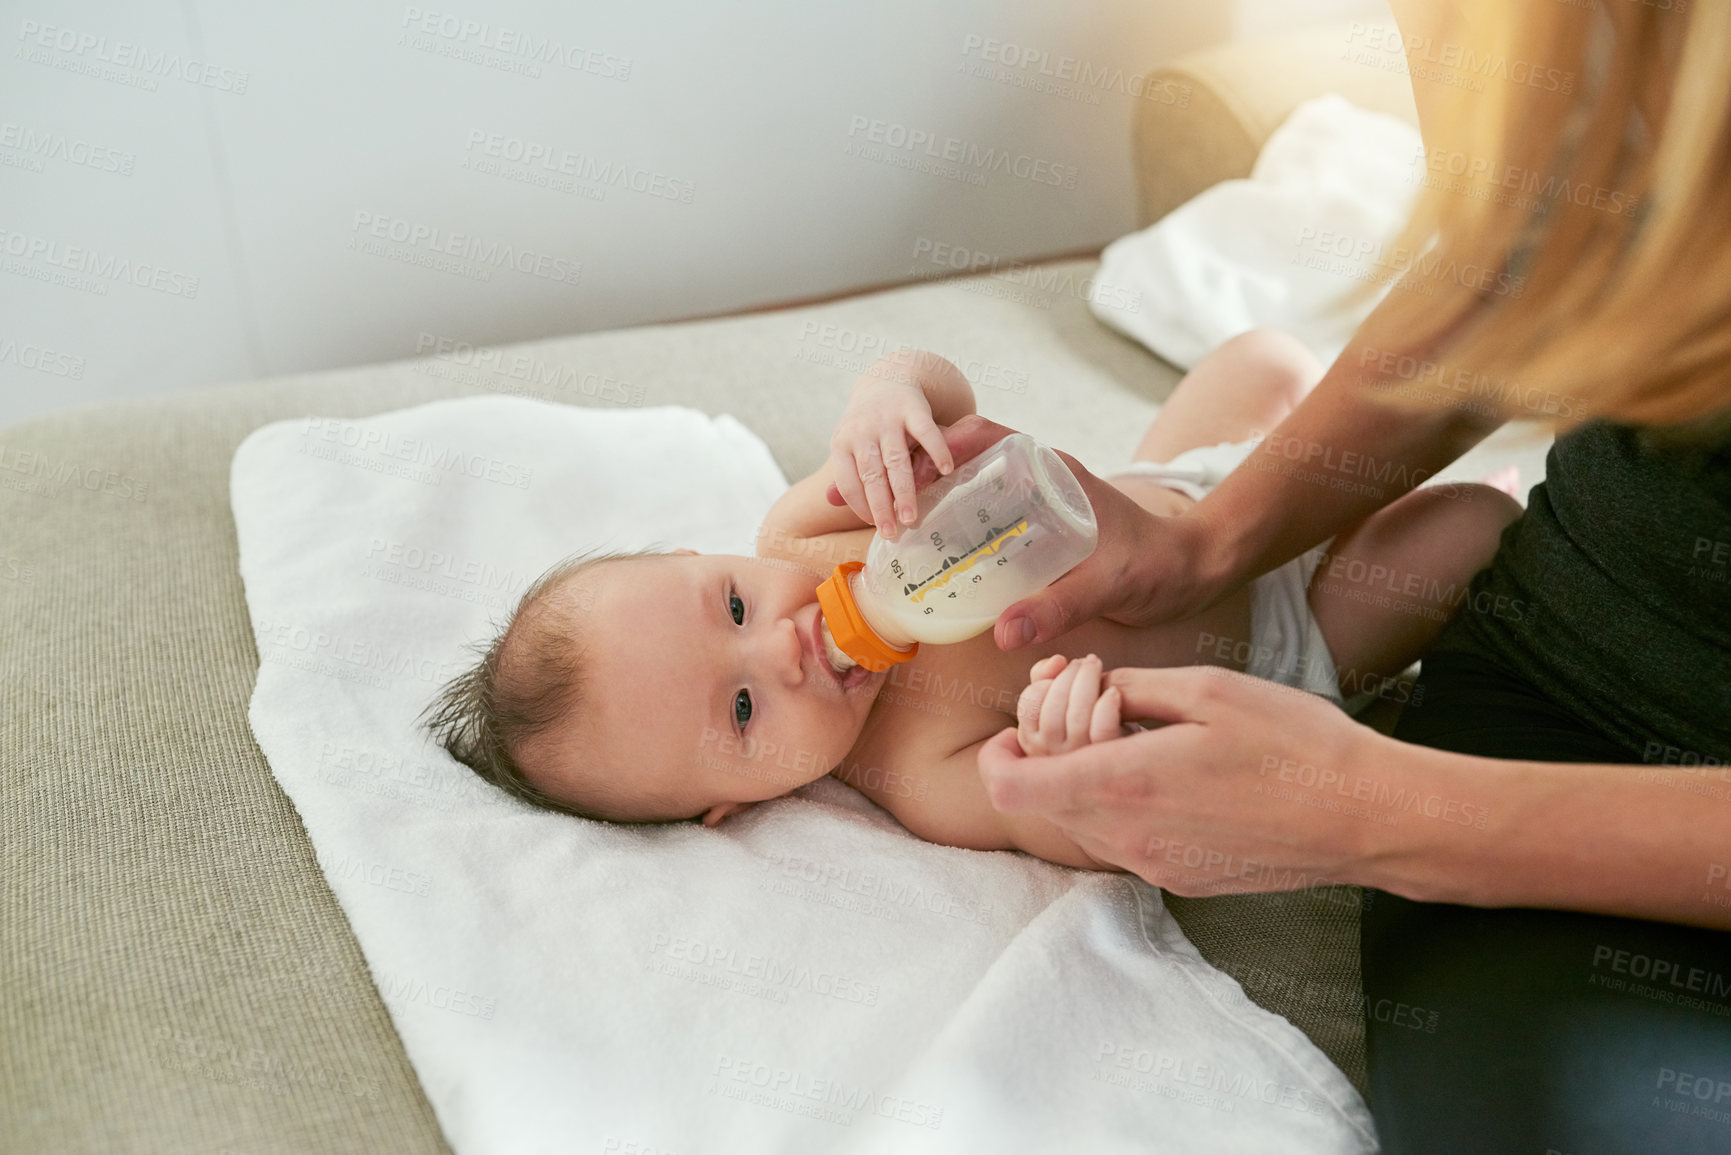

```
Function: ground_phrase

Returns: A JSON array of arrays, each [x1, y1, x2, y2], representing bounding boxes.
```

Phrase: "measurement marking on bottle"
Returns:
[[902, 515, 1030, 603]]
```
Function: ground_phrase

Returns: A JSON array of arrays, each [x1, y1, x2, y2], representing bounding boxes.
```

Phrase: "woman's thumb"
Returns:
[[994, 572, 1099, 650]]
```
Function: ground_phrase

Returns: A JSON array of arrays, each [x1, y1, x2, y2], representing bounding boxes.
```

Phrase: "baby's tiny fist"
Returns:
[[1016, 678, 1053, 753], [1028, 654, 1067, 683]]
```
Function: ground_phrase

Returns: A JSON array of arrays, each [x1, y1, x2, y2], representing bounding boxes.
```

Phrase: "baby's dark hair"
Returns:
[[421, 548, 665, 821]]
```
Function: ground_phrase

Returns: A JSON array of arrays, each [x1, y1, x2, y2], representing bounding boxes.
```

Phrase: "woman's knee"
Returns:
[[1419, 482, 1522, 547], [1386, 483, 1523, 575], [1443, 480, 1524, 527], [1326, 483, 1520, 587]]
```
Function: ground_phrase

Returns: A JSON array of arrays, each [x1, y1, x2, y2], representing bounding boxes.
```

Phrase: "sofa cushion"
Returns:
[[1, 260, 1393, 1153], [1132, 23, 1421, 228]]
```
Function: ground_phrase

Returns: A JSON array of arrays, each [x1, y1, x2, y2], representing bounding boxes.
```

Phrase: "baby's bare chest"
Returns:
[[877, 590, 1250, 731], [837, 587, 1252, 812]]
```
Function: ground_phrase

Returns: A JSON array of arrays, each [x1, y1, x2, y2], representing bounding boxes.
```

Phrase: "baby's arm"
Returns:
[[873, 654, 1127, 872], [879, 735, 1122, 872], [757, 351, 976, 569]]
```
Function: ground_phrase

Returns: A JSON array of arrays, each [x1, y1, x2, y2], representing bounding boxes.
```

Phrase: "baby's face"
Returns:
[[523, 552, 886, 824]]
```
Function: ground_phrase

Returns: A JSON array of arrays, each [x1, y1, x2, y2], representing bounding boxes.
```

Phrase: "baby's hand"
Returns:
[[829, 353, 956, 540], [1016, 653, 1125, 757]]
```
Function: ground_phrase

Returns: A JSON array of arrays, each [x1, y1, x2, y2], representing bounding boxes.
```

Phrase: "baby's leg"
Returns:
[[1115, 329, 1327, 517], [1134, 328, 1325, 463], [1309, 484, 1524, 692]]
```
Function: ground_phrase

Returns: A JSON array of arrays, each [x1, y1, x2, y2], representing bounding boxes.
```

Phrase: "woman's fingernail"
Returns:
[[1013, 618, 1036, 647]]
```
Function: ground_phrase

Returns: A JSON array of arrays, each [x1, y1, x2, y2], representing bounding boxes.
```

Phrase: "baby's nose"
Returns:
[[772, 617, 805, 686]]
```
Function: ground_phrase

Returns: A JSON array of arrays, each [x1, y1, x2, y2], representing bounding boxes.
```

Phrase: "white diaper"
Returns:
[[1114, 439, 1346, 706]]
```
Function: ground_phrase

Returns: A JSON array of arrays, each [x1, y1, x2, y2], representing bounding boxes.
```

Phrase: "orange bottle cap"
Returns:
[[815, 561, 918, 673]]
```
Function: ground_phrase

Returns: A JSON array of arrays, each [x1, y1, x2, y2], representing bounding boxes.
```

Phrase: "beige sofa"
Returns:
[[4, 25, 1535, 1151]]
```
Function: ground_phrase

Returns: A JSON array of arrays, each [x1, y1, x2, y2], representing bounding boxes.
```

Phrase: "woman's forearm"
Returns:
[[1353, 732, 1731, 930], [1188, 330, 1507, 598]]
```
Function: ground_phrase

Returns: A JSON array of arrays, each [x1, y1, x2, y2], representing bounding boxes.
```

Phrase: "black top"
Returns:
[[1433, 420, 1731, 765]]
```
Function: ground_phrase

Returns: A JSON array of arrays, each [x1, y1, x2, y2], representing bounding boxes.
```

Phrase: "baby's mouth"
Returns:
[[815, 614, 871, 689], [819, 618, 858, 679]]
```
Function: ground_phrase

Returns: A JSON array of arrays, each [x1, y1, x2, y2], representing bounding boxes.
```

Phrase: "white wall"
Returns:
[[0, 0, 1384, 430]]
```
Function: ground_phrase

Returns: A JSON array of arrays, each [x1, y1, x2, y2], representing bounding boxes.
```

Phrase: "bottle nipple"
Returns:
[[818, 617, 859, 673], [815, 561, 919, 672]]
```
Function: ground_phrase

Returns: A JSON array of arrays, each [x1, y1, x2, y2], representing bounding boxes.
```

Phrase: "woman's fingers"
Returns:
[[980, 725, 1029, 777], [939, 414, 1015, 472], [1090, 685, 1123, 744], [982, 723, 1144, 818], [909, 444, 943, 490], [1104, 665, 1238, 727], [993, 464, 1187, 650]]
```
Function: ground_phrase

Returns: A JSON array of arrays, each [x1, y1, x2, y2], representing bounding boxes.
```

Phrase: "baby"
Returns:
[[425, 331, 1522, 871]]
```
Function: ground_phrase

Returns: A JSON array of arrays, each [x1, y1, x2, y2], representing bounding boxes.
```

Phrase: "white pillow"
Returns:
[[1092, 93, 1424, 369]]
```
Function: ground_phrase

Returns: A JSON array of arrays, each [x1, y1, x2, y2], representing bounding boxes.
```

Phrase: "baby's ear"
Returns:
[[700, 800, 758, 827]]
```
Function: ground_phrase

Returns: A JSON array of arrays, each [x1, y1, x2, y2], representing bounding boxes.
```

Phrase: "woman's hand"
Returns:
[[978, 665, 1391, 895], [828, 354, 960, 540], [991, 459, 1226, 652], [831, 411, 1228, 645]]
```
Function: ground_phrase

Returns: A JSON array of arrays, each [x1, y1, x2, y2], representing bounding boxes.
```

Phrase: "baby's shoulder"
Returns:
[[837, 704, 1016, 853]]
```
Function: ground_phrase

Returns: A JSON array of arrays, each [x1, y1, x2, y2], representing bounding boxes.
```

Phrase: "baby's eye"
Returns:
[[729, 590, 745, 625], [733, 689, 753, 730]]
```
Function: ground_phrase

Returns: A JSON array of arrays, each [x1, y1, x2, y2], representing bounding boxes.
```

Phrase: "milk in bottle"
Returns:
[[816, 432, 1097, 672]]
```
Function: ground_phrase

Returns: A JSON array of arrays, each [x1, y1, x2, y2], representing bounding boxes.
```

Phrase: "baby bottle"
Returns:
[[816, 432, 1097, 673]]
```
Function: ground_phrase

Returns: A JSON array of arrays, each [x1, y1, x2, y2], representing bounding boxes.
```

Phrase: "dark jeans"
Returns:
[[1360, 650, 1731, 1155]]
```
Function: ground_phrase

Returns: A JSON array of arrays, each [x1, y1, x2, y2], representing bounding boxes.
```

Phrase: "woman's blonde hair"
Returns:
[[1353, 0, 1731, 436]]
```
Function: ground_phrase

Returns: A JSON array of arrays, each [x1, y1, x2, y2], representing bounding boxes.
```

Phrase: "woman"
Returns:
[[972, 1, 1730, 1152]]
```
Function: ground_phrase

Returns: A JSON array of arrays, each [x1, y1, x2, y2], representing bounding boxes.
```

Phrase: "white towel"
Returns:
[[1091, 93, 1424, 369], [232, 395, 1377, 1155]]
